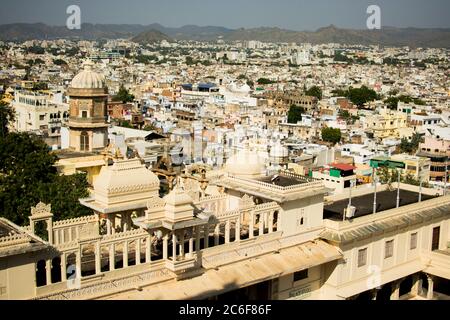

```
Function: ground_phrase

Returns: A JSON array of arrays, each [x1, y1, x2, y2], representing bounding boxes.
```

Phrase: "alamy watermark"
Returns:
[[66, 5, 81, 30], [366, 5, 381, 30]]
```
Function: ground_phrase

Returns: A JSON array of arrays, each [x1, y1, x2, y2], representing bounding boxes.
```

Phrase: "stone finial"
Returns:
[[30, 202, 52, 217]]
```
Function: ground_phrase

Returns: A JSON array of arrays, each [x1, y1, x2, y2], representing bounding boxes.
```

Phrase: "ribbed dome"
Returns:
[[70, 60, 105, 89], [225, 148, 265, 178]]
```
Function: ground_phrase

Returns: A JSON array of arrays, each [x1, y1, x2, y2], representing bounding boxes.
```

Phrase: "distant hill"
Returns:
[[0, 23, 449, 48], [131, 29, 172, 44], [224, 25, 450, 48]]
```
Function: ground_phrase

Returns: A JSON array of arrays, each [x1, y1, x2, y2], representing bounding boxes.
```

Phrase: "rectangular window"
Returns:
[[357, 248, 367, 267], [293, 269, 308, 282], [410, 233, 418, 250], [385, 240, 394, 258], [39, 115, 45, 121]]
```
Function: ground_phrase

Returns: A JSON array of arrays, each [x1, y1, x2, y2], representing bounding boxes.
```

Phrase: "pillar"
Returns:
[[109, 243, 115, 271], [225, 220, 230, 243], [188, 235, 194, 258], [68, 227, 73, 242], [172, 233, 177, 261], [54, 229, 60, 245], [76, 248, 82, 279], [61, 229, 65, 244], [426, 274, 434, 300], [390, 280, 401, 300], [249, 213, 254, 238], [411, 274, 422, 296], [214, 224, 220, 246], [106, 217, 112, 235], [259, 214, 264, 235], [45, 260, 52, 285], [47, 218, 53, 245], [145, 235, 151, 263], [75, 227, 79, 240], [180, 231, 185, 258], [163, 234, 168, 260], [136, 239, 142, 265], [95, 241, 101, 275], [123, 241, 129, 268], [269, 212, 274, 233], [60, 253, 67, 281]]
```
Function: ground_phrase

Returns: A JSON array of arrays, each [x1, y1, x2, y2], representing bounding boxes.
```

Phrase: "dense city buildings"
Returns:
[[0, 18, 449, 302]]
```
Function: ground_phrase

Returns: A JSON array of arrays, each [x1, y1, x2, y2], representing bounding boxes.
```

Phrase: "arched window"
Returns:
[[80, 131, 89, 151]]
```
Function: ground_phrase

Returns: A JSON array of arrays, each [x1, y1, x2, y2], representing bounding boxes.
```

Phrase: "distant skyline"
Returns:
[[0, 0, 449, 30]]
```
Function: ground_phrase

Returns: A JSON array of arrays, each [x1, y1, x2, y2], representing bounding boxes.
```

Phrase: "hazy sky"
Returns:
[[0, 0, 449, 30]]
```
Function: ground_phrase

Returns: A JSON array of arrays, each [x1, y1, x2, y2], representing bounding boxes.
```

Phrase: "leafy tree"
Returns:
[[321, 127, 341, 144], [0, 132, 91, 226], [119, 120, 133, 128], [287, 105, 305, 124], [39, 173, 91, 221], [305, 86, 322, 100], [53, 59, 67, 66], [347, 86, 378, 107], [0, 99, 15, 138], [399, 133, 423, 154], [113, 85, 134, 103], [32, 82, 48, 91]]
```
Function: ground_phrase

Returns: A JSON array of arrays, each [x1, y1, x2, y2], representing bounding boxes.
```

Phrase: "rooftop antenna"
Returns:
[[373, 168, 378, 214], [396, 169, 400, 208]]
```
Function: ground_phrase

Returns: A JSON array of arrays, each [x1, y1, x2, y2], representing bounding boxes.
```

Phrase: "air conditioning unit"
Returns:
[[345, 205, 356, 219]]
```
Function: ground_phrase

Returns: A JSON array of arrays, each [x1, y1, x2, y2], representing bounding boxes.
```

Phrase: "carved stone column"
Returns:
[[45, 260, 52, 285], [214, 224, 220, 246], [249, 213, 254, 238], [60, 253, 67, 281], [390, 280, 401, 300], [179, 231, 185, 258], [172, 233, 177, 261], [136, 239, 142, 265], [145, 235, 151, 263], [123, 241, 129, 268], [411, 274, 422, 296], [225, 220, 230, 243], [95, 241, 101, 275], [163, 234, 168, 260], [109, 243, 115, 271], [268, 211, 274, 233], [259, 214, 264, 235], [426, 274, 434, 300]]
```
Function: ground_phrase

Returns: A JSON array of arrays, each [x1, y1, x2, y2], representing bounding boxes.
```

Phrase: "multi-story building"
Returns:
[[12, 90, 69, 146], [364, 107, 412, 141], [417, 136, 450, 183]]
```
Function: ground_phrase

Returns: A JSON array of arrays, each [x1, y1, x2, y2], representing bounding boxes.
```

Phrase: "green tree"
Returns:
[[321, 127, 341, 144], [113, 85, 134, 103], [257, 78, 275, 85], [0, 99, 15, 138], [399, 133, 423, 154], [287, 105, 305, 124], [347, 86, 378, 107], [119, 120, 133, 128], [0, 132, 91, 226], [305, 86, 322, 100]]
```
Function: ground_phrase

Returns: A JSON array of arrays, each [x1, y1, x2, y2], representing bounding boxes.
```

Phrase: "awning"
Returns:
[[107, 240, 342, 300]]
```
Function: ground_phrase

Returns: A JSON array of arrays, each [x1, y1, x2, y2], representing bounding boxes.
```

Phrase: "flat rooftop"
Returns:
[[324, 189, 437, 221], [53, 149, 100, 159], [258, 173, 316, 187]]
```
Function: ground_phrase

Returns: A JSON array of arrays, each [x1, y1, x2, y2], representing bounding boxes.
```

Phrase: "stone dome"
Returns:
[[270, 141, 289, 158], [70, 60, 105, 89], [225, 148, 265, 178], [93, 158, 160, 205]]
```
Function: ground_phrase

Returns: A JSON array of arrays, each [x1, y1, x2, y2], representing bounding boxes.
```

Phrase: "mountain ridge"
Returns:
[[0, 23, 449, 48]]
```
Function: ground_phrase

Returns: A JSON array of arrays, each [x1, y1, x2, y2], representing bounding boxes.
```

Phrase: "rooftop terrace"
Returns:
[[324, 189, 437, 221]]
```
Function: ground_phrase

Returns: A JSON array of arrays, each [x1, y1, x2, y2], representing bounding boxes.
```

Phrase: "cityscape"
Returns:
[[0, 0, 449, 304]]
